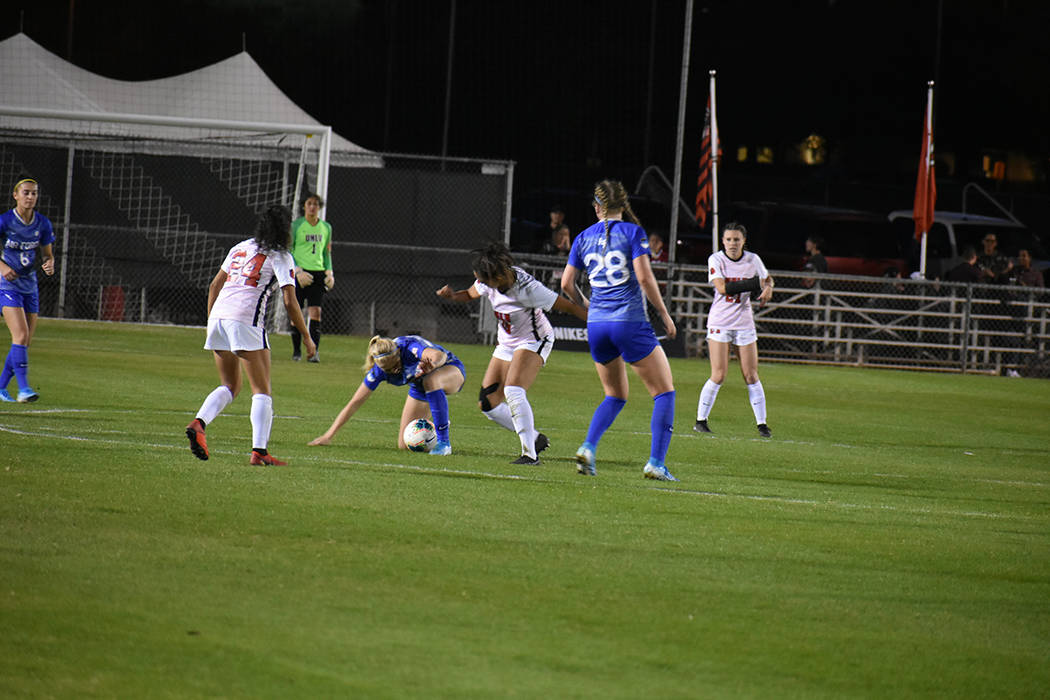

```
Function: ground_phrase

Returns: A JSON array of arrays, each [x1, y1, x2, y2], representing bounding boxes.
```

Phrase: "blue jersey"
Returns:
[[567, 219, 650, 323], [362, 335, 458, 390], [0, 209, 55, 294]]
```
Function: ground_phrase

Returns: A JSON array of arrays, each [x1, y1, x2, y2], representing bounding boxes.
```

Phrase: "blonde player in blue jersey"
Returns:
[[560, 179, 679, 481], [0, 176, 56, 403], [308, 334, 465, 455]]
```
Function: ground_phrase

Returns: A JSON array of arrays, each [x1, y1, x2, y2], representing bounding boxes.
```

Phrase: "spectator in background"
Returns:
[[946, 246, 981, 284], [1013, 249, 1044, 288], [976, 233, 1013, 284], [538, 205, 571, 254], [647, 231, 669, 263], [801, 234, 827, 288]]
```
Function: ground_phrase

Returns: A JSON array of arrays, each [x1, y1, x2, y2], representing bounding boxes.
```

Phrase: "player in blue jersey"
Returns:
[[560, 179, 678, 481], [0, 176, 56, 403], [308, 334, 465, 455]]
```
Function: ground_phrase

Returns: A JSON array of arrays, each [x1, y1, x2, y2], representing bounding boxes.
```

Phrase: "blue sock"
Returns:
[[9, 344, 28, 391], [425, 389, 451, 443], [585, 396, 626, 448], [650, 390, 676, 466], [0, 351, 12, 390]]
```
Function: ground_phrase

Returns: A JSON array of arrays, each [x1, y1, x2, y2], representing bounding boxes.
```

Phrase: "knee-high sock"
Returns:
[[697, 379, 721, 420], [482, 401, 516, 432], [425, 389, 451, 443], [650, 390, 675, 465], [197, 385, 234, 426], [250, 393, 274, 450], [309, 318, 322, 350], [9, 344, 28, 391], [747, 380, 767, 424], [504, 384, 537, 458], [585, 396, 626, 449], [0, 350, 13, 390]]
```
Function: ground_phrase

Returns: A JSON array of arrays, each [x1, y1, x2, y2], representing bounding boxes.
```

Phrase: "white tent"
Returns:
[[0, 32, 370, 159]]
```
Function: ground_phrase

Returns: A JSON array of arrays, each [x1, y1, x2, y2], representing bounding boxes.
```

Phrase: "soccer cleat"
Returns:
[[0, 389, 13, 402], [575, 444, 596, 476], [307, 353, 320, 363], [291, 353, 302, 362], [757, 423, 772, 438], [693, 419, 712, 434], [250, 450, 287, 466], [16, 388, 38, 403], [185, 419, 209, 460], [511, 455, 541, 465], [643, 461, 679, 482], [535, 432, 550, 454], [430, 440, 452, 456]]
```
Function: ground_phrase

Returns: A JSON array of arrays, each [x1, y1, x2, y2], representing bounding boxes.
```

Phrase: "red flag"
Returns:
[[913, 84, 936, 241], [695, 95, 716, 229]]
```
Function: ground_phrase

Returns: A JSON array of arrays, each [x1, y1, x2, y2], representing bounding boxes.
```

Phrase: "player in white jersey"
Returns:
[[695, 222, 775, 438], [437, 242, 586, 464], [184, 205, 316, 466]]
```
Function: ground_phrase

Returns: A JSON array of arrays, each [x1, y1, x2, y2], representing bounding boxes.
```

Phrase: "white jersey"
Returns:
[[209, 238, 296, 328], [474, 266, 558, 347], [707, 250, 769, 331]]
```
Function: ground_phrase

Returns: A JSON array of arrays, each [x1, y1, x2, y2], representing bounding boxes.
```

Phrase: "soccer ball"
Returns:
[[403, 418, 437, 452]]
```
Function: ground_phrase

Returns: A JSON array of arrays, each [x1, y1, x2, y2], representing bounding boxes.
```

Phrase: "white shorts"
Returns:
[[707, 327, 758, 346], [492, 335, 554, 364], [205, 318, 268, 352]]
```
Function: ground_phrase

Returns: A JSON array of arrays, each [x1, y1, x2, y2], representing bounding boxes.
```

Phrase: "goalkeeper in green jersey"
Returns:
[[290, 193, 334, 362]]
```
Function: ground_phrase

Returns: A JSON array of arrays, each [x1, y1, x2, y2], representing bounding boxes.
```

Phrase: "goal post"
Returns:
[[0, 105, 330, 329]]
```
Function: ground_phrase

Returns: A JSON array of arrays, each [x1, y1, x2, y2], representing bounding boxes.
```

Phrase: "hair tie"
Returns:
[[374, 350, 394, 359]]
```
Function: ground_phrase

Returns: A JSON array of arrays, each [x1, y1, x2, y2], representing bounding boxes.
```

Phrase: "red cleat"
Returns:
[[185, 419, 209, 460], [250, 450, 287, 466]]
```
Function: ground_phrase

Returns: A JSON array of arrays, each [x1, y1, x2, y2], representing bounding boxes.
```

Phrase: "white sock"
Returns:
[[503, 384, 537, 458], [250, 393, 274, 450], [697, 380, 721, 420], [747, 380, 767, 424], [483, 401, 516, 432], [197, 385, 234, 425]]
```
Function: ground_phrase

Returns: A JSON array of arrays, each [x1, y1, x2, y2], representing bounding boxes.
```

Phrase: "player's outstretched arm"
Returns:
[[309, 383, 374, 445], [551, 295, 588, 321], [435, 284, 480, 303]]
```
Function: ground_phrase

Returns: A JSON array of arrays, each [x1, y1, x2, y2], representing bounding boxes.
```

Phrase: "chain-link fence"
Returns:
[[513, 253, 1050, 378], [2, 135, 513, 340]]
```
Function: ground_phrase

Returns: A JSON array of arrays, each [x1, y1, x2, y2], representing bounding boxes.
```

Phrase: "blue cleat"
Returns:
[[430, 440, 452, 456], [643, 461, 678, 482], [0, 389, 13, 402], [575, 443, 596, 476], [16, 388, 38, 403]]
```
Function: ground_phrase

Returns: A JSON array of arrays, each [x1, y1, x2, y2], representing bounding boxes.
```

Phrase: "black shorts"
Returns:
[[295, 270, 327, 308]]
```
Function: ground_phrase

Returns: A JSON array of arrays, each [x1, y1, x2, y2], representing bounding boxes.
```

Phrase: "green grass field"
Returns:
[[2, 319, 1048, 698]]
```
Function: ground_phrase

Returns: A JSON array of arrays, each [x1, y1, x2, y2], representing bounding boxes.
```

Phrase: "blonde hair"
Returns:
[[363, 335, 400, 373], [593, 179, 641, 245]]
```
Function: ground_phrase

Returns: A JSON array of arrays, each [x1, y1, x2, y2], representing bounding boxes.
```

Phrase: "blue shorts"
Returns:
[[0, 288, 39, 314], [408, 356, 467, 401], [587, 321, 660, 364]]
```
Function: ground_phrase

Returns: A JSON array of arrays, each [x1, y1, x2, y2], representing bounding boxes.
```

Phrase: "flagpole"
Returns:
[[918, 80, 935, 278], [666, 0, 693, 316], [709, 70, 719, 256]]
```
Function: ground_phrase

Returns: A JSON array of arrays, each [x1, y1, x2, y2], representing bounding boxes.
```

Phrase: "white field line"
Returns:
[[2, 423, 1046, 522]]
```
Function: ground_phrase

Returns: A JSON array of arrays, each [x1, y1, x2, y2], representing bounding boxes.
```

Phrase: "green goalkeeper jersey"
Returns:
[[290, 217, 333, 271]]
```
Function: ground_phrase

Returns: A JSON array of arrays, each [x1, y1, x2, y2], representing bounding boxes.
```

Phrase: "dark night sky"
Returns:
[[11, 0, 1050, 218]]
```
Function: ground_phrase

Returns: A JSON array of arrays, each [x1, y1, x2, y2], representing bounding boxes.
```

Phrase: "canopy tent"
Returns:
[[0, 32, 371, 161]]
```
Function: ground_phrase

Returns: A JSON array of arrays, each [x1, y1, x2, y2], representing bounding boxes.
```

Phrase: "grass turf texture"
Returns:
[[1, 319, 1048, 698]]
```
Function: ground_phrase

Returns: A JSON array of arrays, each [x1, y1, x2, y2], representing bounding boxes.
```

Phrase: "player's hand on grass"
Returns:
[[296, 269, 313, 287], [308, 434, 332, 446]]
